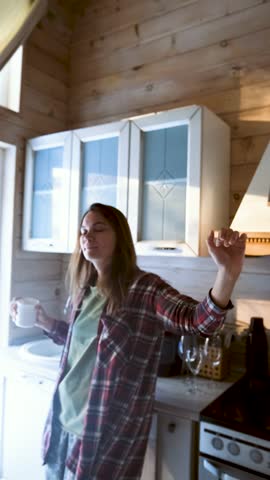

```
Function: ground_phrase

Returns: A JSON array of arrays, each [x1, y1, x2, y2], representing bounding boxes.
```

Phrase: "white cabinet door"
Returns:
[[2, 375, 54, 480], [141, 413, 158, 480], [23, 131, 72, 252], [69, 120, 130, 252], [156, 412, 198, 480], [128, 105, 230, 257]]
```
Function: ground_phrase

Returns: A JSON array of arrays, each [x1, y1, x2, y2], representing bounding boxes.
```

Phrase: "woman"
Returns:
[[12, 203, 246, 479]]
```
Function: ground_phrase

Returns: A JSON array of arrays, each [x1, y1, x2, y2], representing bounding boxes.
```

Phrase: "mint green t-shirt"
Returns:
[[58, 287, 106, 436]]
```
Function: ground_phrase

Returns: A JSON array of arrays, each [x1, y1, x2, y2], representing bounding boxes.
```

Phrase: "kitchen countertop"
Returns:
[[155, 373, 241, 421], [0, 343, 242, 421], [0, 343, 59, 382]]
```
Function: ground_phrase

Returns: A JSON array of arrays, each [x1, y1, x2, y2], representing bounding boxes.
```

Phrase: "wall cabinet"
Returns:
[[22, 106, 230, 255]]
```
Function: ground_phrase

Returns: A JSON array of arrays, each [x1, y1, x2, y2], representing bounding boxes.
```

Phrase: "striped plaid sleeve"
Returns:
[[195, 289, 233, 336], [154, 276, 232, 336], [43, 319, 69, 345]]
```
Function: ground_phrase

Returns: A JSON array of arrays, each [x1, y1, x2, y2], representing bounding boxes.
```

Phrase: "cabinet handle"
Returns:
[[168, 422, 176, 433]]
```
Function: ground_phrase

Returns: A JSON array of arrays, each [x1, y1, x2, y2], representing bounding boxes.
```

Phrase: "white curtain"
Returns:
[[0, 0, 47, 70]]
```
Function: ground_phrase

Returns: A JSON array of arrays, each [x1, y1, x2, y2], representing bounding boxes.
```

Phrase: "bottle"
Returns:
[[246, 317, 268, 388]]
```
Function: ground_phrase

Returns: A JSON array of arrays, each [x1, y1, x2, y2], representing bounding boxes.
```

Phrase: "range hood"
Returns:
[[230, 141, 270, 256], [0, 0, 47, 70]]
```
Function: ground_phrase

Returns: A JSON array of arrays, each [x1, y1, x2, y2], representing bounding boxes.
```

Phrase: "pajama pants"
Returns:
[[45, 420, 78, 480]]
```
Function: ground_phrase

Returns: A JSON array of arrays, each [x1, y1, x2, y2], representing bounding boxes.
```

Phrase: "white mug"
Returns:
[[15, 297, 40, 328]]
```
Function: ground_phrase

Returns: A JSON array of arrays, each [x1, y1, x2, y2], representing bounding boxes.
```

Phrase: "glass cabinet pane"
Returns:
[[141, 125, 188, 241], [31, 146, 63, 238], [80, 136, 118, 216]]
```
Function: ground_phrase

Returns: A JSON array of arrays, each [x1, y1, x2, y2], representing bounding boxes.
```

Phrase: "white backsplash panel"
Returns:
[[137, 255, 270, 323], [235, 299, 270, 329]]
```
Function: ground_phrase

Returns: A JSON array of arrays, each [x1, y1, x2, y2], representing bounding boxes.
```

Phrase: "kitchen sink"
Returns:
[[19, 338, 62, 363]]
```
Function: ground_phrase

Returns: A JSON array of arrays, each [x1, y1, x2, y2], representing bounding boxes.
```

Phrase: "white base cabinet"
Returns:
[[1, 374, 198, 480], [141, 413, 158, 480], [141, 410, 198, 480], [157, 412, 198, 480], [1, 374, 54, 480]]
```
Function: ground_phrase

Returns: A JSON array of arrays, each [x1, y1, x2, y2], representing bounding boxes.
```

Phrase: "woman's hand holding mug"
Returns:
[[10, 298, 55, 332]]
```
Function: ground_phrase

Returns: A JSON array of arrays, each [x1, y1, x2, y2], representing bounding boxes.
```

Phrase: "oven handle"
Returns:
[[203, 459, 225, 479], [203, 459, 222, 478]]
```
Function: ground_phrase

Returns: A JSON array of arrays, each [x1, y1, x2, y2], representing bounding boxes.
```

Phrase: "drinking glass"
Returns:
[[178, 334, 194, 364], [178, 334, 197, 377], [178, 335, 206, 393], [186, 341, 205, 393]]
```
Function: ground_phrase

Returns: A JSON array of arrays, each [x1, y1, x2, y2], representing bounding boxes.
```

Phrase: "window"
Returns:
[[0, 148, 3, 242], [0, 46, 23, 112], [0, 142, 16, 347]]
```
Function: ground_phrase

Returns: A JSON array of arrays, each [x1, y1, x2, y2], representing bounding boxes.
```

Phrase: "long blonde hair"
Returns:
[[66, 203, 138, 313]]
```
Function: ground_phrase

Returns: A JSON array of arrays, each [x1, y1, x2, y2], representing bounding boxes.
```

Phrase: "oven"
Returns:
[[199, 455, 269, 480], [199, 421, 270, 479], [199, 376, 270, 480]]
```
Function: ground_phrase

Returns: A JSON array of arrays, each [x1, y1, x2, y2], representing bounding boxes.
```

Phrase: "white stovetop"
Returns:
[[0, 343, 242, 421]]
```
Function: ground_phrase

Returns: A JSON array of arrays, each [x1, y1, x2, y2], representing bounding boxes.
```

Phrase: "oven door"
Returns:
[[199, 455, 269, 480]]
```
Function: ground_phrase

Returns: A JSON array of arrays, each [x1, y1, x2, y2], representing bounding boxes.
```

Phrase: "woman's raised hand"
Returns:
[[206, 228, 247, 309], [206, 228, 247, 278]]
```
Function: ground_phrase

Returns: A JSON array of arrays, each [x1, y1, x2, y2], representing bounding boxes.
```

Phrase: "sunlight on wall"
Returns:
[[0, 142, 16, 347]]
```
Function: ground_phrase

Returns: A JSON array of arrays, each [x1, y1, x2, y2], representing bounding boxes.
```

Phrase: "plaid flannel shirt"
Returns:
[[42, 270, 230, 479]]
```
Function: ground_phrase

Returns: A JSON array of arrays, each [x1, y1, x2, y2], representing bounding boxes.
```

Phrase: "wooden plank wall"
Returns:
[[0, 2, 70, 145], [1, 0, 270, 342], [69, 0, 270, 221], [0, 0, 72, 343]]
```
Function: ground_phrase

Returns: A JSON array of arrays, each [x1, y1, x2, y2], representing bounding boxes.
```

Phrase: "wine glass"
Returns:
[[178, 334, 196, 378], [186, 339, 205, 393], [178, 335, 206, 393], [178, 334, 193, 364]]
